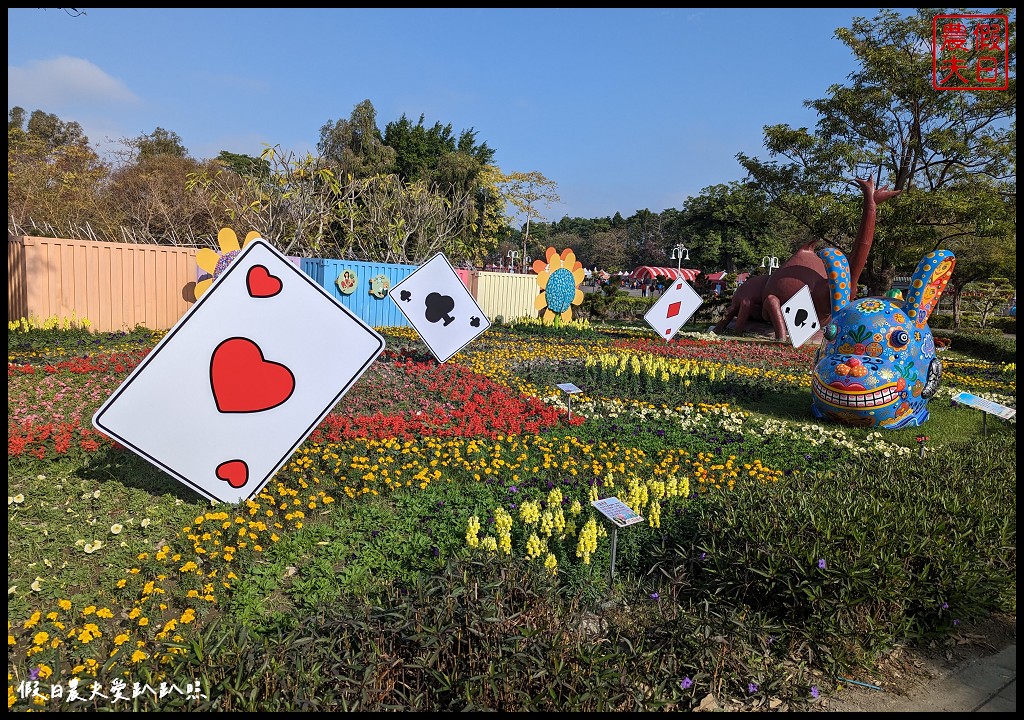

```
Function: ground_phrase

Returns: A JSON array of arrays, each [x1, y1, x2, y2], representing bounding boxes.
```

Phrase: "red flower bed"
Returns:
[[9, 355, 581, 460], [309, 360, 581, 442], [8, 419, 114, 460]]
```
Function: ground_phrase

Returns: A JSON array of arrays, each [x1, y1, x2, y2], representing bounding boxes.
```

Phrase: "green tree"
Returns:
[[675, 182, 790, 275], [7, 107, 107, 235], [131, 127, 189, 159], [318, 99, 397, 180], [738, 8, 1016, 295], [215, 150, 270, 179], [501, 170, 560, 265]]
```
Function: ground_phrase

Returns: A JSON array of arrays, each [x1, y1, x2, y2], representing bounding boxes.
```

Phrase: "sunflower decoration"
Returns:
[[194, 228, 262, 299], [533, 247, 585, 325]]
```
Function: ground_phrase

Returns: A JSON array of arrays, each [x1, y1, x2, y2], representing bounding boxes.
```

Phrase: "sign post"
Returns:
[[591, 496, 643, 590], [951, 392, 1016, 437], [556, 382, 583, 423]]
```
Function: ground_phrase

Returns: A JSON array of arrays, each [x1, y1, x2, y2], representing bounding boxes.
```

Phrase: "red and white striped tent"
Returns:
[[629, 266, 701, 282]]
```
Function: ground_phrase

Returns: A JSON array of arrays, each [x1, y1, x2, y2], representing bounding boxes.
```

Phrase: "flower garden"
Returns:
[[7, 318, 1017, 711]]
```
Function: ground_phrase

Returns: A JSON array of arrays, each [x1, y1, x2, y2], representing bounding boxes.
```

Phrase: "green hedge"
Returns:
[[933, 328, 1016, 363], [989, 316, 1016, 334]]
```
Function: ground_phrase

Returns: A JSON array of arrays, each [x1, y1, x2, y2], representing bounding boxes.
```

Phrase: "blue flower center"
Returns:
[[546, 268, 576, 313]]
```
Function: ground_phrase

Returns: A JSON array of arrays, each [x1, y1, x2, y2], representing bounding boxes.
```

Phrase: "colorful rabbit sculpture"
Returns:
[[811, 248, 955, 429]]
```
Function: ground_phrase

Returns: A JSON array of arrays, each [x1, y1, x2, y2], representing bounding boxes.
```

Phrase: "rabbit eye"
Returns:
[[889, 328, 909, 348]]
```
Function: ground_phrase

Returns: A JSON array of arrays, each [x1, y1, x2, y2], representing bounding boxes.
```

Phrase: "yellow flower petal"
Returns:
[[572, 289, 584, 306], [560, 309, 574, 323], [194, 278, 214, 299], [218, 227, 241, 253], [572, 268, 586, 285], [536, 270, 551, 287], [563, 250, 578, 267], [542, 309, 556, 325], [534, 294, 548, 311], [196, 248, 221, 275], [243, 231, 262, 247]]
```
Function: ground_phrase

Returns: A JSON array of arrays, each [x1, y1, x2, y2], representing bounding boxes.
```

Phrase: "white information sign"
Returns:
[[591, 497, 644, 528], [952, 392, 1016, 420]]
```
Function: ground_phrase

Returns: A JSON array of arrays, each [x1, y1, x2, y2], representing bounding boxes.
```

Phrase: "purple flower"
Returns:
[[650, 592, 659, 600], [748, 682, 759, 694], [508, 486, 519, 494], [699, 552, 707, 561], [29, 667, 40, 681], [810, 686, 819, 699], [953, 619, 960, 626], [680, 677, 693, 690], [941, 602, 949, 610], [817, 558, 827, 570]]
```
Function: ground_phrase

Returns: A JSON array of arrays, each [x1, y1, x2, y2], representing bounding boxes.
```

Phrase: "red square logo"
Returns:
[[932, 14, 1009, 91]]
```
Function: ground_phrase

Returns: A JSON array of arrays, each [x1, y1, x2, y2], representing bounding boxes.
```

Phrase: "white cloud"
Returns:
[[7, 55, 140, 110]]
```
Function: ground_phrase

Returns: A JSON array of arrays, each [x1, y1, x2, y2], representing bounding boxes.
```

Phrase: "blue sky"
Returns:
[[8, 8, 916, 223]]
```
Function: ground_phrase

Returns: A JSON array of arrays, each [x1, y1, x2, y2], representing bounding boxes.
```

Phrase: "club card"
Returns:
[[389, 253, 490, 363], [92, 238, 386, 504], [643, 278, 703, 342], [781, 284, 820, 348]]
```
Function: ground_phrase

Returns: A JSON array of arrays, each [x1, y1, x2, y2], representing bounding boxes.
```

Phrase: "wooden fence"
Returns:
[[9, 234, 542, 333], [8, 235, 200, 333]]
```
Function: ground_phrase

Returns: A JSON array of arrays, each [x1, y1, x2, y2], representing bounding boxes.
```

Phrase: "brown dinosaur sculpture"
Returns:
[[713, 177, 901, 341]]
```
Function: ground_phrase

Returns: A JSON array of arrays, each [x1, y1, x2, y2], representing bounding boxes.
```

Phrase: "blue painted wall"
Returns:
[[301, 258, 416, 328]]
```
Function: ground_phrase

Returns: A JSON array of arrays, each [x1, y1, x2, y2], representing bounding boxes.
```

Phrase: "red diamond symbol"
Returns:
[[666, 301, 681, 318]]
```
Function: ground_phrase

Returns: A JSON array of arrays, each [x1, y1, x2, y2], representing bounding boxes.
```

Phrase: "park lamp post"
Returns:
[[507, 249, 520, 274], [761, 256, 780, 275], [670, 244, 690, 271]]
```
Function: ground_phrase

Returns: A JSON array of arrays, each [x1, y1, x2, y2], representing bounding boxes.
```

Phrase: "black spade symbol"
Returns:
[[794, 308, 808, 327], [425, 292, 455, 326], [400, 289, 412, 302], [470, 316, 481, 328]]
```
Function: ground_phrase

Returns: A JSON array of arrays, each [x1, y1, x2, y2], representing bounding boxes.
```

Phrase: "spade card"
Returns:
[[389, 253, 490, 363], [643, 278, 703, 342], [92, 238, 385, 504], [781, 284, 820, 348]]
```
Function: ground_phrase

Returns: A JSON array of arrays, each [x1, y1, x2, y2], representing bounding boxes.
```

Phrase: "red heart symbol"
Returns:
[[216, 460, 249, 488], [210, 337, 295, 413], [247, 265, 282, 297]]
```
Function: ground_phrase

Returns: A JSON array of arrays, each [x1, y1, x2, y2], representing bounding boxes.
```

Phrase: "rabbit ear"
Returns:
[[818, 248, 852, 313], [904, 250, 955, 328]]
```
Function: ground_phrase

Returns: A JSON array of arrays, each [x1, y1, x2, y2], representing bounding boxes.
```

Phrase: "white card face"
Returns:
[[389, 253, 490, 363], [643, 278, 703, 342], [92, 238, 385, 504], [781, 284, 820, 348]]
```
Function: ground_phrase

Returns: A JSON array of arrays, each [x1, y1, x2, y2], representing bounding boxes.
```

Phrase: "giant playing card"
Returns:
[[92, 238, 385, 504], [780, 284, 821, 348], [643, 278, 703, 342], [389, 253, 490, 363]]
